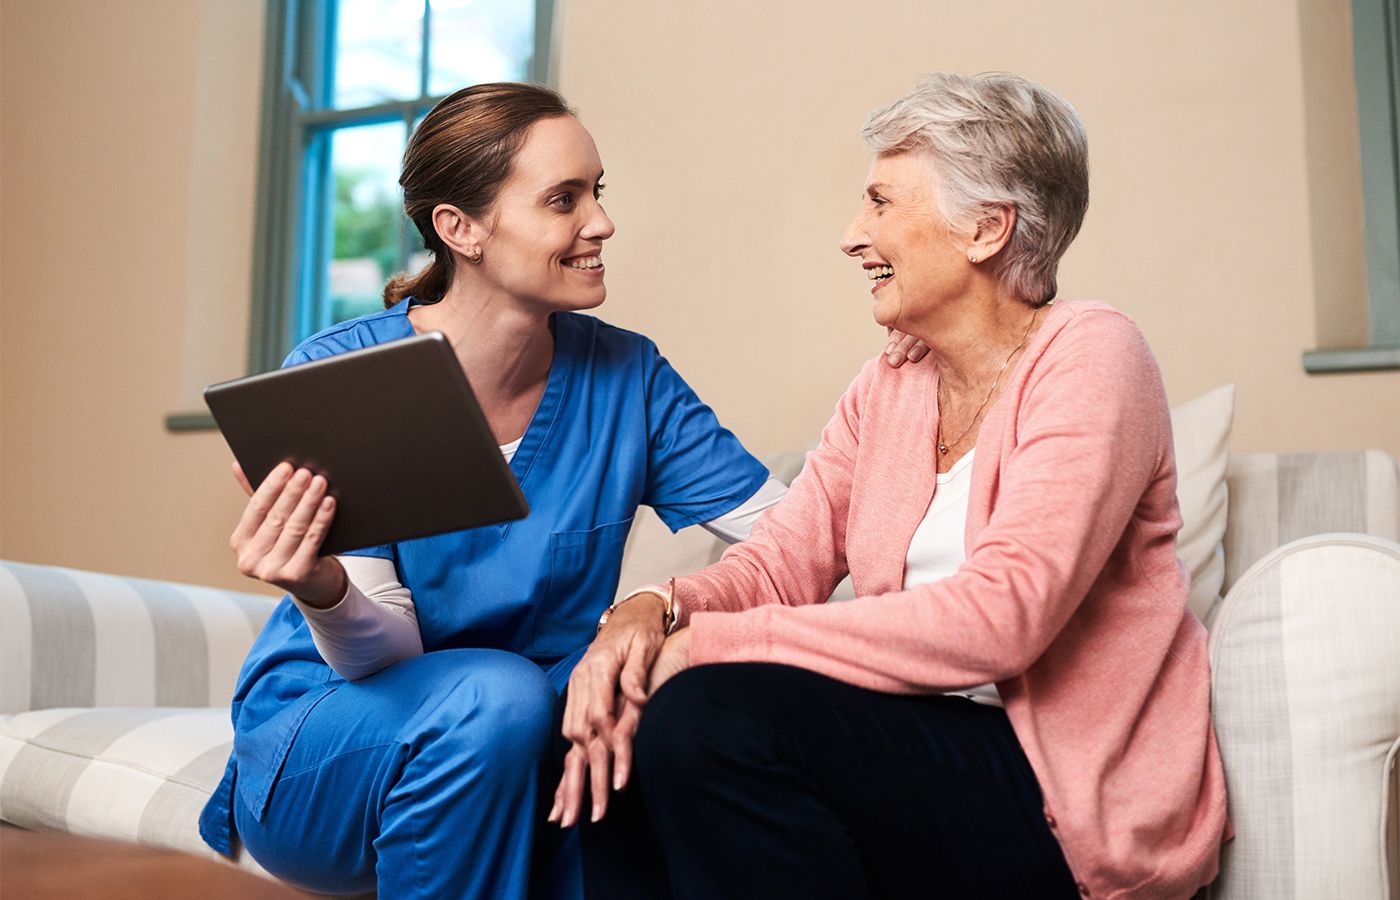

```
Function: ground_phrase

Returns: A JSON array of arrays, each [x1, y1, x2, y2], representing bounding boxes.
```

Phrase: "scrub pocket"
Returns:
[[535, 517, 633, 656], [231, 660, 338, 822]]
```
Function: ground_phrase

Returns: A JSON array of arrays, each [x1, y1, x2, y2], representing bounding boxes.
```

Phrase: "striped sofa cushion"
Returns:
[[0, 706, 271, 878], [1222, 450, 1400, 596], [1206, 533, 1400, 899], [0, 561, 278, 715]]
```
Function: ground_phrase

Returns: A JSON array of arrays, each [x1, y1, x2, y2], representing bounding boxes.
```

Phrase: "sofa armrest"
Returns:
[[0, 561, 278, 715], [1205, 534, 1400, 900]]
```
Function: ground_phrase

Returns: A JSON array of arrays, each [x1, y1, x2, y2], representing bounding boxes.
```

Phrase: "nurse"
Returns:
[[198, 82, 919, 899]]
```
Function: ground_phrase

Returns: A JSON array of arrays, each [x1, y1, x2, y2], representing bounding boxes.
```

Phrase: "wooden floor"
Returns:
[[0, 825, 312, 899]]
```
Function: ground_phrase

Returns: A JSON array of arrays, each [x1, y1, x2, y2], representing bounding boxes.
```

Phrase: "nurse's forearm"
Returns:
[[292, 556, 423, 680], [700, 476, 788, 544]]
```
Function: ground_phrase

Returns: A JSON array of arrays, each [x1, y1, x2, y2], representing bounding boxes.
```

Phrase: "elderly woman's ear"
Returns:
[[966, 204, 1017, 265]]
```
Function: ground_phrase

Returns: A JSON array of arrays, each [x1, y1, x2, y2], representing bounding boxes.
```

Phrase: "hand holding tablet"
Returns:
[[227, 461, 349, 606], [204, 332, 530, 557]]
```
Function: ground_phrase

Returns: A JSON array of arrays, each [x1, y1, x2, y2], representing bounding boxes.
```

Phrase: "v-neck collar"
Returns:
[[394, 298, 571, 491], [506, 314, 570, 488]]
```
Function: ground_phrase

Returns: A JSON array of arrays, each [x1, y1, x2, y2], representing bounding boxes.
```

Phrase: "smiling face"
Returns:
[[474, 115, 615, 312], [839, 151, 974, 332]]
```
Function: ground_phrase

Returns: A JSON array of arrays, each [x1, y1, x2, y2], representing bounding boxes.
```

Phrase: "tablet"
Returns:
[[204, 331, 529, 555]]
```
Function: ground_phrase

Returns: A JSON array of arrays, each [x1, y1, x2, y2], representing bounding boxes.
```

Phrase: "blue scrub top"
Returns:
[[200, 299, 768, 854]]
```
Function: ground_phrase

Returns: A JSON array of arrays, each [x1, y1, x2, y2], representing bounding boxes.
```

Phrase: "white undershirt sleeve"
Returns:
[[293, 453, 785, 680], [290, 440, 530, 681], [291, 554, 423, 681], [699, 476, 788, 544]]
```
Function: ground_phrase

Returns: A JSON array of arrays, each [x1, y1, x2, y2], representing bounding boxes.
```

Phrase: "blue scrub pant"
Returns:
[[233, 648, 585, 899]]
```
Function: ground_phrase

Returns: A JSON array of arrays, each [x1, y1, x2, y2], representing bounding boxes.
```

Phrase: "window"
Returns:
[[248, 0, 554, 374], [1305, 0, 1400, 372]]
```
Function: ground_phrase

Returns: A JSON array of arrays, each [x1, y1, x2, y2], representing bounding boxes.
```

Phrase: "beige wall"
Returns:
[[1, 0, 264, 591], [2, 0, 1397, 590], [554, 0, 1400, 459]]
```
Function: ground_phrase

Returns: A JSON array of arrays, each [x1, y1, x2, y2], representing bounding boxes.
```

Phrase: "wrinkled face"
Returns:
[[839, 151, 972, 331], [477, 115, 615, 311]]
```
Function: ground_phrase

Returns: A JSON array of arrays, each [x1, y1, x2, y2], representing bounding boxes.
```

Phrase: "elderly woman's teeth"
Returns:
[[566, 256, 602, 269], [867, 265, 895, 281]]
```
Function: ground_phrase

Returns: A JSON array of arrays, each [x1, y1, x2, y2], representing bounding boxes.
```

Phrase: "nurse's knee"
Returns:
[[427, 650, 556, 762]]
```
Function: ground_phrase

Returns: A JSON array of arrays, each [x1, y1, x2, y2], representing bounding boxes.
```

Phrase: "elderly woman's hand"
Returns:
[[646, 627, 693, 695], [551, 592, 668, 826], [884, 329, 930, 367]]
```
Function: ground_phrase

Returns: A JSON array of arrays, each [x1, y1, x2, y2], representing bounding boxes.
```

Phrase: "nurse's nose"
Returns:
[[582, 198, 615, 242]]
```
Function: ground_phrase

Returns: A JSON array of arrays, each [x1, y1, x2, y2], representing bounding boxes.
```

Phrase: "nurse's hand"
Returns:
[[229, 461, 346, 609], [548, 625, 695, 827], [884, 328, 930, 367], [550, 694, 643, 828], [552, 592, 668, 825]]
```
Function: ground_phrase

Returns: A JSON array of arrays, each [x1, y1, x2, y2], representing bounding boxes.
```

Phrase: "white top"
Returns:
[[294, 440, 788, 680], [901, 450, 1002, 708]]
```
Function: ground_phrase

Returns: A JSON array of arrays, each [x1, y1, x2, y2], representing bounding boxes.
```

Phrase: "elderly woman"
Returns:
[[557, 73, 1229, 899]]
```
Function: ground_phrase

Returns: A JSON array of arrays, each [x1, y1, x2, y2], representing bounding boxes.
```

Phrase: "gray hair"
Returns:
[[861, 73, 1089, 305]]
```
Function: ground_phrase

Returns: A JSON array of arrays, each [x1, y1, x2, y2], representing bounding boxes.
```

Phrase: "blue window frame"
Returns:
[[1305, 0, 1400, 372], [248, 0, 555, 373]]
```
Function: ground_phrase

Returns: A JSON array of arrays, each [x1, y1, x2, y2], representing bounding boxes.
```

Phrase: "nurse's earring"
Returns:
[[465, 248, 483, 265]]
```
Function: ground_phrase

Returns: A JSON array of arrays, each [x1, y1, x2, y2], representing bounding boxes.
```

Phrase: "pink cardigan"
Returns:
[[677, 301, 1228, 900]]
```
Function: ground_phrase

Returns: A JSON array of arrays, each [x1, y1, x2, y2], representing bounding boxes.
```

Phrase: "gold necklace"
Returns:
[[937, 306, 1040, 455]]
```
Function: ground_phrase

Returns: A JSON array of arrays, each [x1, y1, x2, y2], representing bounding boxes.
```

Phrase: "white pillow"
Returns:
[[1169, 385, 1235, 622]]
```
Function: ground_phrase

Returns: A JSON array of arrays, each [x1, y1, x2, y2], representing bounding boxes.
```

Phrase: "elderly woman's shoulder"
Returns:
[[1038, 300, 1162, 384], [845, 348, 930, 412], [1048, 300, 1152, 347], [1053, 298, 1134, 325]]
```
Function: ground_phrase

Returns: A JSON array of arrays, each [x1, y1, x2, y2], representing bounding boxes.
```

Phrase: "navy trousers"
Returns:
[[233, 648, 585, 899], [621, 662, 1082, 900]]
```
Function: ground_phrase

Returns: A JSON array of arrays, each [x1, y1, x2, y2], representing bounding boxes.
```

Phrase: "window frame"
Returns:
[[1304, 0, 1400, 372], [247, 0, 556, 375]]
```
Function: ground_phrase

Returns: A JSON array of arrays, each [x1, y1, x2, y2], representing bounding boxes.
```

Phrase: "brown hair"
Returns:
[[383, 82, 574, 307]]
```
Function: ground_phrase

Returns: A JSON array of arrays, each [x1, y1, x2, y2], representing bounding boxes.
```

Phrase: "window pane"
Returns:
[[333, 0, 425, 108], [427, 0, 534, 95], [325, 121, 408, 327]]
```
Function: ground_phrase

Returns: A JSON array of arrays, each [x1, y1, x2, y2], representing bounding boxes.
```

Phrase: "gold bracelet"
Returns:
[[598, 576, 676, 635]]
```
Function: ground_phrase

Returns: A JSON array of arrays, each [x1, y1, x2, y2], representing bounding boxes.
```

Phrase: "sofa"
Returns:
[[2, 389, 1397, 898]]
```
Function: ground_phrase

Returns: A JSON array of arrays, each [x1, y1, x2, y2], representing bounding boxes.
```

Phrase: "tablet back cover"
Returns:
[[204, 332, 529, 554]]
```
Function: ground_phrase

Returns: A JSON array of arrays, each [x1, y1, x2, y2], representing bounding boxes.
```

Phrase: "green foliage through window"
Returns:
[[248, 0, 552, 373]]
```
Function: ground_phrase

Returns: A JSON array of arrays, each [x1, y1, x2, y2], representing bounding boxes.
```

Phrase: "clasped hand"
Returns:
[[550, 598, 692, 827]]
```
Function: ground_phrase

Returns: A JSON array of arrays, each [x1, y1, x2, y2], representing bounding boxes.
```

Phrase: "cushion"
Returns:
[[1205, 534, 1400, 899], [1222, 449, 1400, 594], [0, 706, 268, 877], [1169, 385, 1235, 622], [615, 506, 728, 602], [0, 560, 278, 716], [615, 448, 865, 602]]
